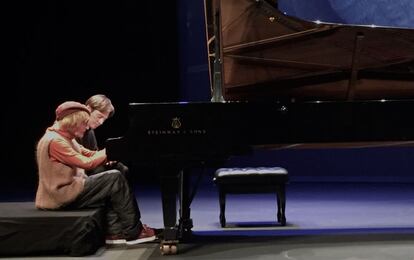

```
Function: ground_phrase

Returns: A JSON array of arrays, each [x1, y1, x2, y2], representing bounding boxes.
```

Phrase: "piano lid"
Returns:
[[204, 0, 414, 101]]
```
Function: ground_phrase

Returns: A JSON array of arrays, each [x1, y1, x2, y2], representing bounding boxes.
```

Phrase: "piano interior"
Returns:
[[204, 0, 414, 102]]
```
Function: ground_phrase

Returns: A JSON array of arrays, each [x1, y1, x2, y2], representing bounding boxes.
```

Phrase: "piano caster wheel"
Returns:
[[160, 243, 178, 255]]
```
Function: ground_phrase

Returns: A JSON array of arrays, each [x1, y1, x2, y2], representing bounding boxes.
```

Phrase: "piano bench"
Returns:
[[213, 167, 289, 227]]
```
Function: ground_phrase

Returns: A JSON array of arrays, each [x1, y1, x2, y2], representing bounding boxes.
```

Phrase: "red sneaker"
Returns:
[[126, 224, 156, 245], [105, 234, 126, 245]]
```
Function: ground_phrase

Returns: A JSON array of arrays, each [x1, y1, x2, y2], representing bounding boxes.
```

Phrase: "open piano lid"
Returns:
[[204, 0, 414, 101]]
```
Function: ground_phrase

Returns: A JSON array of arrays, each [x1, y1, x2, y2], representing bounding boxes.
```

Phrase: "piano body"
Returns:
[[106, 0, 414, 254]]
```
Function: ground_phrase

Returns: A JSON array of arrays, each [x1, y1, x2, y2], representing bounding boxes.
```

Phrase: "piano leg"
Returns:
[[159, 169, 195, 255], [160, 173, 179, 255], [178, 169, 193, 240], [276, 184, 286, 226]]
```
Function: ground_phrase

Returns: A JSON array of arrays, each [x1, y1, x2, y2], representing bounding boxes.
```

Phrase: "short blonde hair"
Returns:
[[59, 110, 90, 132], [85, 94, 115, 117]]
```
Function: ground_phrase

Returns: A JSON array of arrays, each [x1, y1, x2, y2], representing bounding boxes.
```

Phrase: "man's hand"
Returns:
[[105, 160, 118, 167]]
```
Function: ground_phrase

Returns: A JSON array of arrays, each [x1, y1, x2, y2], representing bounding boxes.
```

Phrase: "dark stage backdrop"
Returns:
[[6, 1, 179, 191]]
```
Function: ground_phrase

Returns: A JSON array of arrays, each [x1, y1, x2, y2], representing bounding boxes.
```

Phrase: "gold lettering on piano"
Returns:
[[147, 129, 207, 136], [146, 117, 207, 135], [189, 130, 206, 134], [147, 130, 181, 135]]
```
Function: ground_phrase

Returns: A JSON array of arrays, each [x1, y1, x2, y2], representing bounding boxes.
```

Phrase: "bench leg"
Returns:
[[219, 190, 226, 227], [276, 184, 286, 226]]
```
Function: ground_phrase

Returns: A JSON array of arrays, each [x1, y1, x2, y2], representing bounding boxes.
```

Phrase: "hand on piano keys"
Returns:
[[105, 160, 118, 167]]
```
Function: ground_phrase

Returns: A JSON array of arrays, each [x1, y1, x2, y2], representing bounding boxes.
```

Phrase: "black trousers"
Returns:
[[88, 162, 133, 190], [87, 162, 129, 177], [65, 170, 142, 239]]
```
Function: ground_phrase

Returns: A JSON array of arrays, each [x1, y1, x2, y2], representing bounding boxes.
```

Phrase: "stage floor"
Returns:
[[2, 181, 414, 259]]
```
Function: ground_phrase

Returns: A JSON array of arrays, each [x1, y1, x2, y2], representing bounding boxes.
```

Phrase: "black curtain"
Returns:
[[5, 0, 179, 192]]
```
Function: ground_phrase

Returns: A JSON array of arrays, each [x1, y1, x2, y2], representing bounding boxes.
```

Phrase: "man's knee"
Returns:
[[108, 169, 123, 179], [116, 162, 129, 175], [103, 170, 130, 192], [94, 169, 123, 184]]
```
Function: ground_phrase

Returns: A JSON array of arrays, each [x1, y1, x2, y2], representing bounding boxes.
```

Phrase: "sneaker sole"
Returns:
[[106, 239, 127, 245], [126, 235, 157, 245]]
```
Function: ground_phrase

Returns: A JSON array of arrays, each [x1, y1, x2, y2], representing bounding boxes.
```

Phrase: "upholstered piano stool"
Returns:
[[0, 202, 105, 257], [213, 167, 289, 227]]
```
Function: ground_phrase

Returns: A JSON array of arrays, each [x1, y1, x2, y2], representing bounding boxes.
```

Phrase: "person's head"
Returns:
[[85, 94, 115, 130], [55, 101, 91, 138]]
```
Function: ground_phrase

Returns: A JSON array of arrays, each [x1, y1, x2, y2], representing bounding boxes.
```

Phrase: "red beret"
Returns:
[[55, 101, 90, 120]]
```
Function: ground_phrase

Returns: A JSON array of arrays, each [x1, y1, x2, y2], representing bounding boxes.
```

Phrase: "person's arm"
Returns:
[[49, 138, 106, 170], [78, 144, 98, 157]]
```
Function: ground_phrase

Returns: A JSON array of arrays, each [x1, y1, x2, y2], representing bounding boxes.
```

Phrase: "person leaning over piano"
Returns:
[[35, 101, 156, 245], [77, 94, 129, 177]]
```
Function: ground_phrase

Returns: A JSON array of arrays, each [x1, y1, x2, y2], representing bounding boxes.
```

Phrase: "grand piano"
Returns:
[[106, 0, 414, 254]]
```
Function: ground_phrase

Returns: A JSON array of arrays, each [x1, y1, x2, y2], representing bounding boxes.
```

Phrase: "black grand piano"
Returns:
[[106, 0, 414, 254]]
